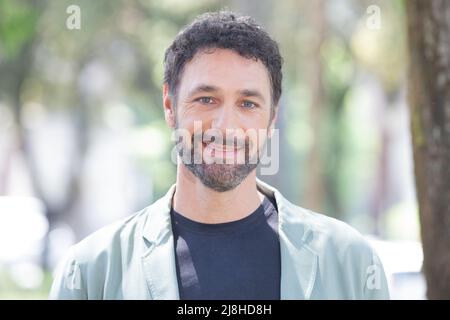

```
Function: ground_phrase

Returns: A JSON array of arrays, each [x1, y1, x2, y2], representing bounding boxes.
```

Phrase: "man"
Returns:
[[50, 11, 390, 300]]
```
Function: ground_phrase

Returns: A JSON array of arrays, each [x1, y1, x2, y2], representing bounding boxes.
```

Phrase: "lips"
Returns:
[[204, 142, 239, 152], [202, 141, 243, 158]]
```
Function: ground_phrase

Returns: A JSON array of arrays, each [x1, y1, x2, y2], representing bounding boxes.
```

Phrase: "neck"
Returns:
[[173, 164, 264, 223]]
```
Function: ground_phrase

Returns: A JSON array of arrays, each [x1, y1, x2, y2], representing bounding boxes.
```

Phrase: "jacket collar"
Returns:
[[141, 178, 318, 299]]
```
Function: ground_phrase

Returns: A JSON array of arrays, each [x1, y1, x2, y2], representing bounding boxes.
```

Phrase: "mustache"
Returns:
[[173, 128, 265, 165], [192, 130, 250, 149]]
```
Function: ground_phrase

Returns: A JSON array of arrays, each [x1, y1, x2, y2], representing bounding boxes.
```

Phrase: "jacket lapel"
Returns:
[[256, 178, 318, 300], [141, 184, 180, 299], [278, 226, 318, 299], [140, 179, 319, 300]]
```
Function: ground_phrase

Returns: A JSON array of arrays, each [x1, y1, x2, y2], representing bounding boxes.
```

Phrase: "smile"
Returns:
[[202, 141, 244, 158]]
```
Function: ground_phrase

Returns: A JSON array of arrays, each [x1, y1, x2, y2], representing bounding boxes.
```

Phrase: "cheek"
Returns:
[[249, 130, 269, 153], [177, 105, 213, 128], [250, 115, 273, 147], [241, 107, 271, 126], [241, 115, 271, 135]]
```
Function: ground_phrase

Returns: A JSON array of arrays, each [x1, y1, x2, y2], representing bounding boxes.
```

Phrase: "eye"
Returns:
[[241, 100, 257, 109], [196, 97, 215, 105]]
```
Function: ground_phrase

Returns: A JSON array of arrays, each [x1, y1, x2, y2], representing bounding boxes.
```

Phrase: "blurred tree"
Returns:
[[0, 0, 88, 268], [0, 0, 41, 193], [304, 0, 326, 213], [0, 0, 225, 269], [407, 0, 450, 299]]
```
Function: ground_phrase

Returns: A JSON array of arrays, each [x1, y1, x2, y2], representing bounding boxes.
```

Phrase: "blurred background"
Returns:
[[0, 0, 430, 299]]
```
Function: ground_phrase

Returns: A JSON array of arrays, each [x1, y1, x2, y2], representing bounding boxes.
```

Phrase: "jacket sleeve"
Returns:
[[362, 247, 390, 300], [48, 247, 87, 300]]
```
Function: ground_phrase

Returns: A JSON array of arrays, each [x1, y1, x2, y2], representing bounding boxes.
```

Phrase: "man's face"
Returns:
[[164, 48, 276, 192]]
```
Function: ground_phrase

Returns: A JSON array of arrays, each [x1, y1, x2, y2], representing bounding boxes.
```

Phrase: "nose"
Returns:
[[211, 103, 240, 132], [209, 105, 245, 147]]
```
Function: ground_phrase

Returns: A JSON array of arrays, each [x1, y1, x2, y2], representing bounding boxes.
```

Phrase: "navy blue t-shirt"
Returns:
[[170, 196, 280, 300]]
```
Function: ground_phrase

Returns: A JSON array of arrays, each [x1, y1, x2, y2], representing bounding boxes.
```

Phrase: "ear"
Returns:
[[163, 83, 176, 128]]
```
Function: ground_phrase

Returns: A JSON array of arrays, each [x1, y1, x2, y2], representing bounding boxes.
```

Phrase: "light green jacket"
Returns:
[[49, 179, 390, 300]]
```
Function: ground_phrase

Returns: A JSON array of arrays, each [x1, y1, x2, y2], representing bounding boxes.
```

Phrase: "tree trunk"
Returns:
[[406, 0, 450, 299]]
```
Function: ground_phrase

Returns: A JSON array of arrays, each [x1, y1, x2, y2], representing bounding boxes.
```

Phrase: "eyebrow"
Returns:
[[186, 84, 220, 98], [187, 84, 266, 104], [238, 89, 266, 104]]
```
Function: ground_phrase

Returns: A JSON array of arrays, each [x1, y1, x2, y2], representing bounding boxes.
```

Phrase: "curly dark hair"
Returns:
[[163, 11, 283, 118]]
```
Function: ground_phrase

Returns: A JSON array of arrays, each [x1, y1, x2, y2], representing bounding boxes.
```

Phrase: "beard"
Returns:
[[176, 129, 264, 192]]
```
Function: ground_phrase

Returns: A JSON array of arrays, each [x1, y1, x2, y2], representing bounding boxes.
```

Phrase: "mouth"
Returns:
[[202, 141, 244, 159]]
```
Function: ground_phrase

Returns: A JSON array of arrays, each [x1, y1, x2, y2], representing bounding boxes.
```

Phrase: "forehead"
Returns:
[[178, 48, 271, 98]]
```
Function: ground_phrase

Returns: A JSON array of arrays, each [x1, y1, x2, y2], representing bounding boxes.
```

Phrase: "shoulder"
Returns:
[[259, 178, 373, 257], [70, 207, 148, 264], [282, 198, 376, 261], [279, 199, 389, 299], [49, 200, 159, 299]]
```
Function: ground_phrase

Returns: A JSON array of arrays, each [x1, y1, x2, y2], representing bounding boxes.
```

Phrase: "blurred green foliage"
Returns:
[[0, 0, 415, 299], [0, 267, 52, 299]]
